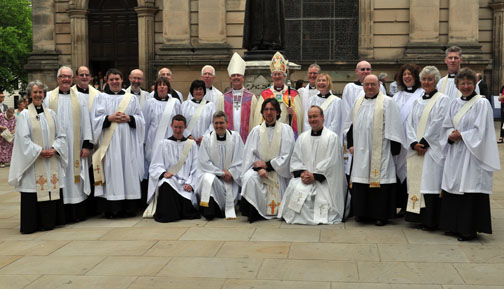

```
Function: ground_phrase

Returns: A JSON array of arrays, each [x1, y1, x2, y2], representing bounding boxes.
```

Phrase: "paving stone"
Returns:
[[157, 257, 262, 279], [0, 256, 104, 275], [258, 259, 358, 282], [289, 243, 379, 261], [223, 279, 331, 289], [145, 240, 223, 257], [217, 241, 289, 258], [99, 226, 188, 241], [86, 256, 170, 276], [251, 227, 320, 242], [378, 244, 469, 262], [179, 227, 254, 241], [24, 275, 135, 289], [453, 263, 504, 286], [129, 277, 225, 289], [52, 240, 155, 256], [0, 240, 69, 256], [0, 275, 40, 289]]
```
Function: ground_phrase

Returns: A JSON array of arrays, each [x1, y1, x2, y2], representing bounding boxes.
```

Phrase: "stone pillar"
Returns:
[[359, 0, 374, 59], [162, 0, 190, 45], [198, 0, 226, 44], [448, 0, 479, 44], [25, 0, 60, 88], [490, 1, 504, 93], [403, 0, 443, 60], [135, 6, 158, 90], [68, 8, 88, 70]]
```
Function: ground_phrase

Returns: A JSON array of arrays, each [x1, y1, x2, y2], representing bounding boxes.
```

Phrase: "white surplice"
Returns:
[[436, 75, 480, 100], [181, 99, 216, 139], [8, 109, 68, 192], [441, 96, 500, 194], [44, 91, 93, 204], [278, 127, 349, 224], [298, 85, 319, 114], [91, 92, 145, 200], [341, 82, 387, 125], [126, 86, 152, 109], [392, 88, 424, 183], [188, 86, 224, 111], [406, 93, 452, 194], [198, 130, 244, 211], [148, 138, 200, 206], [240, 122, 295, 219], [143, 97, 181, 178], [302, 94, 343, 138], [344, 95, 406, 184]]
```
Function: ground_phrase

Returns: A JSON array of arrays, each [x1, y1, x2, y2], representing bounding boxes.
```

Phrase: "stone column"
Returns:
[[448, 0, 479, 44], [490, 1, 504, 93], [25, 0, 60, 88], [68, 8, 88, 70], [403, 0, 443, 60], [359, 0, 374, 59], [135, 6, 158, 90], [162, 0, 190, 45], [198, 0, 226, 44]]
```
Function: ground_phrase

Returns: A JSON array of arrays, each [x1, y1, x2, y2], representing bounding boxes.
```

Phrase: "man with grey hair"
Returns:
[[151, 67, 183, 102], [298, 64, 320, 114], [45, 66, 94, 222], [197, 111, 244, 220], [125, 69, 151, 108], [437, 46, 479, 99]]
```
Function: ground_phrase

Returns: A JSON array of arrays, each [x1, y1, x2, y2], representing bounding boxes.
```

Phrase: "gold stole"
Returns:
[[143, 139, 195, 218], [259, 122, 282, 215], [353, 92, 385, 187], [440, 76, 462, 97], [453, 95, 481, 129], [320, 95, 337, 111], [92, 93, 133, 185], [29, 104, 60, 201], [406, 92, 440, 213], [49, 87, 81, 183], [186, 99, 207, 134]]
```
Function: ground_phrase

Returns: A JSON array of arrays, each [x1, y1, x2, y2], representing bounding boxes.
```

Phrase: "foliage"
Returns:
[[0, 0, 32, 92]]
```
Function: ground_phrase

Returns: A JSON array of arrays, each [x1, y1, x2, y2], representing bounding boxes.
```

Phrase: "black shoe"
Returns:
[[457, 234, 477, 241], [444, 231, 457, 237], [375, 220, 387, 226]]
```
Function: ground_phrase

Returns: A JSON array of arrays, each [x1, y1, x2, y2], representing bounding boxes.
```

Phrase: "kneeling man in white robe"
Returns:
[[144, 114, 201, 222], [198, 111, 244, 220], [279, 106, 349, 224], [240, 98, 295, 223]]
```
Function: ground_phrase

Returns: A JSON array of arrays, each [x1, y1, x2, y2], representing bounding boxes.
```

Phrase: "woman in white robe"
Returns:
[[8, 81, 68, 233], [142, 77, 181, 205], [439, 68, 500, 241], [302, 73, 343, 138], [181, 80, 216, 145], [392, 64, 424, 215], [404, 66, 451, 230]]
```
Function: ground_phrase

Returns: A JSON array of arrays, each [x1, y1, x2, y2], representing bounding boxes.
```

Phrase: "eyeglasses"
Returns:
[[359, 68, 371, 71], [58, 75, 73, 79], [79, 73, 90, 77]]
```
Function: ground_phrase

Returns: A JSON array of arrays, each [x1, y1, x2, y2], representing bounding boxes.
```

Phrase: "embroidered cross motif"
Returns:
[[268, 200, 279, 215], [94, 166, 101, 175], [410, 195, 419, 209], [51, 174, 59, 190], [74, 159, 80, 169], [372, 168, 379, 177], [36, 175, 47, 191]]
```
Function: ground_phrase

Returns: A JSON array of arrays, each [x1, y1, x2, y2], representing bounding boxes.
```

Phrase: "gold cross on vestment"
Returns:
[[268, 200, 279, 215], [94, 166, 101, 175], [36, 175, 47, 191], [75, 159, 80, 169], [372, 168, 379, 177], [410, 195, 419, 209], [51, 174, 59, 190]]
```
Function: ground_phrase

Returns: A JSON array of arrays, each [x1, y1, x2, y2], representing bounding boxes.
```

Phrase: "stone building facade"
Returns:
[[26, 0, 504, 97]]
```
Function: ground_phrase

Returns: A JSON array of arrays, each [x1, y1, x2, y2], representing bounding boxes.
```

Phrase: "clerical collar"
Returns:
[[405, 84, 419, 92], [265, 122, 276, 127], [154, 93, 168, 101], [76, 85, 89, 94], [232, 88, 243, 94], [318, 92, 331, 99], [105, 86, 125, 95], [131, 89, 141, 95], [311, 127, 323, 136], [448, 73, 456, 78], [423, 89, 438, 99], [354, 81, 362, 86], [59, 89, 70, 95], [35, 106, 44, 114], [191, 98, 203, 104], [168, 135, 187, 142], [309, 85, 316, 90], [461, 91, 477, 101], [365, 93, 378, 99], [274, 86, 284, 92], [216, 134, 226, 141], [207, 86, 212, 90]]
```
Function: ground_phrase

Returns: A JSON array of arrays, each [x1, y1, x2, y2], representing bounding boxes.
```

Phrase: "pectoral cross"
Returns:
[[233, 93, 242, 110], [372, 168, 379, 177], [268, 200, 279, 215], [51, 174, 59, 190], [410, 195, 419, 209], [36, 175, 47, 191]]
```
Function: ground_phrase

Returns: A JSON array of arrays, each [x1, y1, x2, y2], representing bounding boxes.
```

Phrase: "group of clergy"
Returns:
[[7, 47, 501, 242]]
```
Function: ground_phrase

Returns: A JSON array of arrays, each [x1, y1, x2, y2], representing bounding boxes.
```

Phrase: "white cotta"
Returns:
[[8, 109, 68, 193], [125, 86, 152, 109], [181, 99, 216, 139], [240, 122, 295, 219], [188, 86, 224, 111], [91, 92, 145, 201], [44, 91, 93, 204], [303, 94, 343, 140], [436, 75, 480, 100], [298, 85, 319, 114], [406, 93, 452, 194], [143, 97, 180, 178], [278, 127, 349, 224], [343, 96, 406, 184], [441, 96, 500, 194], [148, 138, 200, 206], [341, 82, 387, 127], [198, 130, 244, 212]]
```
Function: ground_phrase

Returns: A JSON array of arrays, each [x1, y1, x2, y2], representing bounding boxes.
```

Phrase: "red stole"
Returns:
[[224, 89, 254, 143]]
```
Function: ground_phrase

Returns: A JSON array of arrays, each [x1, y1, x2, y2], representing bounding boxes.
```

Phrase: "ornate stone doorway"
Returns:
[[88, 0, 138, 86]]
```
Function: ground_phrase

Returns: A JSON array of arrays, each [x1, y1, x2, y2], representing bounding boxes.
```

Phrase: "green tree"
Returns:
[[0, 0, 32, 92]]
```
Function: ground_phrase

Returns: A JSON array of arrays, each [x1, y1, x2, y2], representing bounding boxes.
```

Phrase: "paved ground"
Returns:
[[0, 125, 503, 289]]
